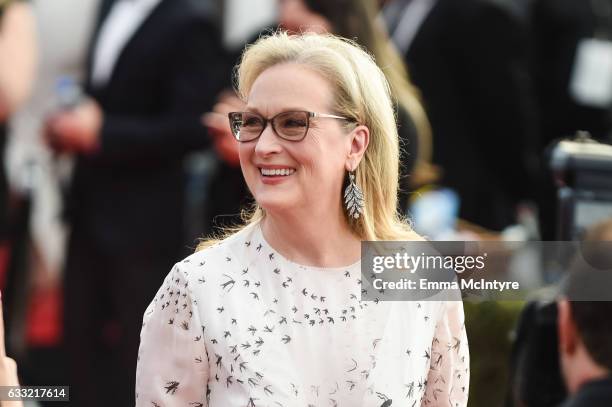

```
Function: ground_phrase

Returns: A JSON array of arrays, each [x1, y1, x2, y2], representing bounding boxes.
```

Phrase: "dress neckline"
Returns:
[[253, 222, 362, 273]]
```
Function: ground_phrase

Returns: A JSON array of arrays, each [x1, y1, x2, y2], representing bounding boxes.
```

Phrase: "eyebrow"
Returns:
[[244, 107, 312, 116]]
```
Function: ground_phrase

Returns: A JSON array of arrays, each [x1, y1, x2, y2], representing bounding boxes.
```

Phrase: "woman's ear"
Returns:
[[345, 125, 369, 171]]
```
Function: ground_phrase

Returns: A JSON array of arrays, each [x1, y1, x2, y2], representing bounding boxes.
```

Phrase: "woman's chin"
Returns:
[[256, 195, 297, 215]]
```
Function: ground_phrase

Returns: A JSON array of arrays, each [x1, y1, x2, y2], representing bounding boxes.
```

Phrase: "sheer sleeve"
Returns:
[[423, 301, 470, 407], [135, 263, 209, 406]]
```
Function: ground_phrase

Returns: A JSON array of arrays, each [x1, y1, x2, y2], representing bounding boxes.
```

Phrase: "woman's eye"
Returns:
[[282, 119, 307, 128], [244, 117, 263, 127]]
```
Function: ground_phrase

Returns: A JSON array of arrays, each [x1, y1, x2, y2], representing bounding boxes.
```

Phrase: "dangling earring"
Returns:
[[344, 170, 364, 219]]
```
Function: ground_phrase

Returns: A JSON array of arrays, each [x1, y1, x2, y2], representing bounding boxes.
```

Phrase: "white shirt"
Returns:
[[91, 0, 162, 87], [136, 222, 470, 406]]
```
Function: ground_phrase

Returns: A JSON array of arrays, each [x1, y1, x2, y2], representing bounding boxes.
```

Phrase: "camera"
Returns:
[[549, 132, 612, 240]]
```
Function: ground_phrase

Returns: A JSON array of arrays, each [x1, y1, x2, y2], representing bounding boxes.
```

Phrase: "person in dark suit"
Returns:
[[383, 0, 538, 231], [45, 0, 227, 405]]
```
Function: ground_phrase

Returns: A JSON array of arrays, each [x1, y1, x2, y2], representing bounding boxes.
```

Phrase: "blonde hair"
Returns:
[[198, 31, 420, 250]]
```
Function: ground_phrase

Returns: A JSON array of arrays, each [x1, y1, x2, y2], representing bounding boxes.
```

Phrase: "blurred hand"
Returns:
[[0, 292, 24, 407], [202, 90, 244, 167], [45, 99, 102, 154]]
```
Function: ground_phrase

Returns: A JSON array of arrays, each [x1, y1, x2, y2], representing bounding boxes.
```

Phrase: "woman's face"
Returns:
[[278, 0, 332, 34], [239, 63, 364, 217]]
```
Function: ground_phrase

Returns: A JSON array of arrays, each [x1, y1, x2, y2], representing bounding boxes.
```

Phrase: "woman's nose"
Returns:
[[254, 124, 282, 156]]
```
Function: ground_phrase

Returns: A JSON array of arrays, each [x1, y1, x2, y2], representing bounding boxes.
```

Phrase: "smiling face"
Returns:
[[239, 63, 354, 217]]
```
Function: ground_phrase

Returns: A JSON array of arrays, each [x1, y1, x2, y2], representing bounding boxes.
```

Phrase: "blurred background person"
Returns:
[[382, 0, 539, 232], [44, 0, 227, 405], [0, 0, 36, 266], [0, 0, 36, 362], [557, 296, 612, 407], [3, 0, 99, 393]]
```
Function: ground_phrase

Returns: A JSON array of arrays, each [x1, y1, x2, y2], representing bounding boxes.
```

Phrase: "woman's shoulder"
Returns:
[[176, 223, 260, 277]]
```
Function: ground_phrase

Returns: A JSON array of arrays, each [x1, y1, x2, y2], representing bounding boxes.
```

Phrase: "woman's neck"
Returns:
[[260, 206, 361, 268]]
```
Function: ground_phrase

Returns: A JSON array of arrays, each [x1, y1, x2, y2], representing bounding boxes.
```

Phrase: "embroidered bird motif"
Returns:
[[164, 381, 179, 394]]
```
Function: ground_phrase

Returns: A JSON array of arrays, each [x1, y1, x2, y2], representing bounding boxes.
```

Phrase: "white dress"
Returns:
[[136, 222, 470, 407]]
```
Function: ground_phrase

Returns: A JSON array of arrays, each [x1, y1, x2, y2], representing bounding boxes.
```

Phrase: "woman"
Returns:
[[137, 32, 468, 406]]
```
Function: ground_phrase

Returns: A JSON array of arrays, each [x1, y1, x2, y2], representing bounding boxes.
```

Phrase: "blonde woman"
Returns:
[[136, 32, 469, 407], [206, 0, 436, 216]]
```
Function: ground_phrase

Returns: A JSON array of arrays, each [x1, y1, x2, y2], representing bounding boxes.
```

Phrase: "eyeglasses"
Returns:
[[228, 110, 354, 142]]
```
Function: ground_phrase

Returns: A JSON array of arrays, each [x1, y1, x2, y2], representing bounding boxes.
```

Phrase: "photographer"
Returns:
[[557, 220, 612, 407], [557, 299, 612, 406]]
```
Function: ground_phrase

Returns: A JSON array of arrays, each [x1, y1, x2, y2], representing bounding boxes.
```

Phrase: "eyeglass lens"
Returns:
[[230, 111, 309, 141]]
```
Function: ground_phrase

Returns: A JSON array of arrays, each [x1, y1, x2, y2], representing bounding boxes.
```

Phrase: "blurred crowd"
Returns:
[[0, 0, 611, 406]]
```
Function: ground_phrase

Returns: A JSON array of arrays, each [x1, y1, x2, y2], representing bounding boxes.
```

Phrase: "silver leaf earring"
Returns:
[[344, 170, 364, 219]]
